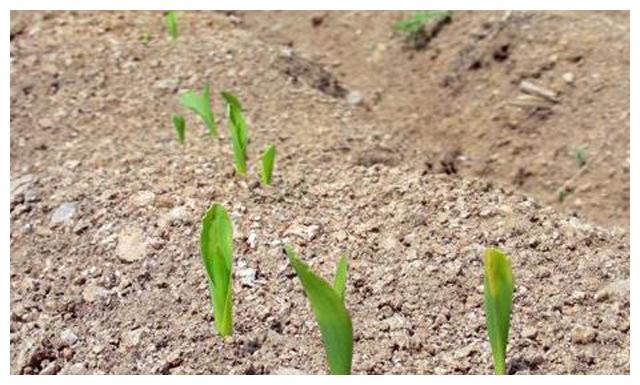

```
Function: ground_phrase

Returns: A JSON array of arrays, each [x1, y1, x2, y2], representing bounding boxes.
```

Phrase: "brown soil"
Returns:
[[10, 11, 629, 374]]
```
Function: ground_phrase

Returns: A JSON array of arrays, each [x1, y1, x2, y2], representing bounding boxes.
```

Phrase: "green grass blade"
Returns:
[[165, 11, 178, 40], [200, 203, 233, 337], [221, 91, 248, 176], [172, 114, 185, 145], [261, 144, 276, 185], [483, 247, 514, 375], [333, 255, 347, 303], [285, 246, 353, 375], [179, 85, 217, 138]]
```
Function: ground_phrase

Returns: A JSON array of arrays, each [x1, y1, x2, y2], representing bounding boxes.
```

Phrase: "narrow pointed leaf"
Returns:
[[261, 144, 276, 185], [333, 255, 348, 302], [165, 11, 178, 40], [483, 247, 514, 375], [200, 203, 233, 336], [285, 246, 353, 375], [172, 114, 185, 145], [221, 91, 248, 176], [179, 85, 217, 137]]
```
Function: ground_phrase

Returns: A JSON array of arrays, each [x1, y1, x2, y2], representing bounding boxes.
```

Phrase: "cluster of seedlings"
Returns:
[[165, 12, 514, 375]]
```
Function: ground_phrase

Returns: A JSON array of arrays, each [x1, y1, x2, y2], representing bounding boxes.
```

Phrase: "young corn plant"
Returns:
[[179, 85, 217, 138], [172, 114, 186, 145], [200, 203, 233, 337], [165, 11, 178, 40], [284, 245, 352, 375], [483, 247, 514, 375], [221, 91, 248, 176], [261, 144, 276, 185]]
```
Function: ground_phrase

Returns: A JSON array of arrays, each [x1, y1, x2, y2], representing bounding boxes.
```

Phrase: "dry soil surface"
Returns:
[[10, 11, 629, 375]]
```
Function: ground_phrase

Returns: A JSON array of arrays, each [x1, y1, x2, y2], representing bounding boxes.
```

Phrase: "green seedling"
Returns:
[[558, 186, 567, 203], [139, 32, 153, 46], [576, 148, 586, 168], [285, 246, 353, 375], [172, 114, 186, 145], [221, 91, 248, 176], [261, 144, 276, 185], [483, 247, 514, 375], [393, 11, 451, 48], [200, 203, 233, 337], [179, 85, 217, 138], [165, 11, 178, 40]]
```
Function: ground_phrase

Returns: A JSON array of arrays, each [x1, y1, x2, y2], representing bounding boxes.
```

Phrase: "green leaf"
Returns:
[[261, 144, 276, 185], [172, 114, 185, 145], [285, 246, 353, 375], [179, 85, 217, 138], [221, 91, 248, 176], [200, 203, 233, 337], [165, 11, 178, 40], [333, 255, 347, 303], [483, 247, 514, 375]]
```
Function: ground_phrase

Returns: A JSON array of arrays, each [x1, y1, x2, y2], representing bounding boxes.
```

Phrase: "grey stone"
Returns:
[[129, 191, 155, 207], [346, 90, 363, 105], [571, 325, 597, 344], [116, 228, 148, 262], [595, 279, 629, 303], [51, 202, 78, 225], [11, 174, 36, 205], [60, 329, 78, 346], [237, 268, 257, 287]]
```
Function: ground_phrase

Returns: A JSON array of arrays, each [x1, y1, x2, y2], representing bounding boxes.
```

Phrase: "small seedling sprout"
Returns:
[[261, 144, 276, 185], [483, 247, 514, 375], [221, 91, 249, 176], [393, 11, 451, 48], [200, 203, 234, 337], [172, 114, 186, 145], [576, 147, 586, 168], [285, 245, 353, 375], [558, 186, 567, 203], [165, 11, 178, 40], [139, 32, 153, 46], [179, 85, 217, 138]]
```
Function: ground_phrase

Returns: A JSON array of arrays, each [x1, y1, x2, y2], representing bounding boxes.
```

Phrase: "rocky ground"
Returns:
[[10, 11, 629, 374]]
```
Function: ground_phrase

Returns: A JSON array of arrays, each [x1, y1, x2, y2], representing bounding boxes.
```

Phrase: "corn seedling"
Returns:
[[200, 203, 233, 337], [165, 11, 178, 40], [261, 144, 276, 185], [221, 91, 248, 176], [179, 85, 217, 138], [576, 147, 586, 168], [285, 245, 353, 375], [172, 114, 186, 145], [393, 11, 451, 49], [483, 247, 514, 375]]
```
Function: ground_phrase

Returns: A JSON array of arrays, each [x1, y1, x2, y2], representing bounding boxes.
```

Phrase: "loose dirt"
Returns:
[[10, 11, 629, 374]]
